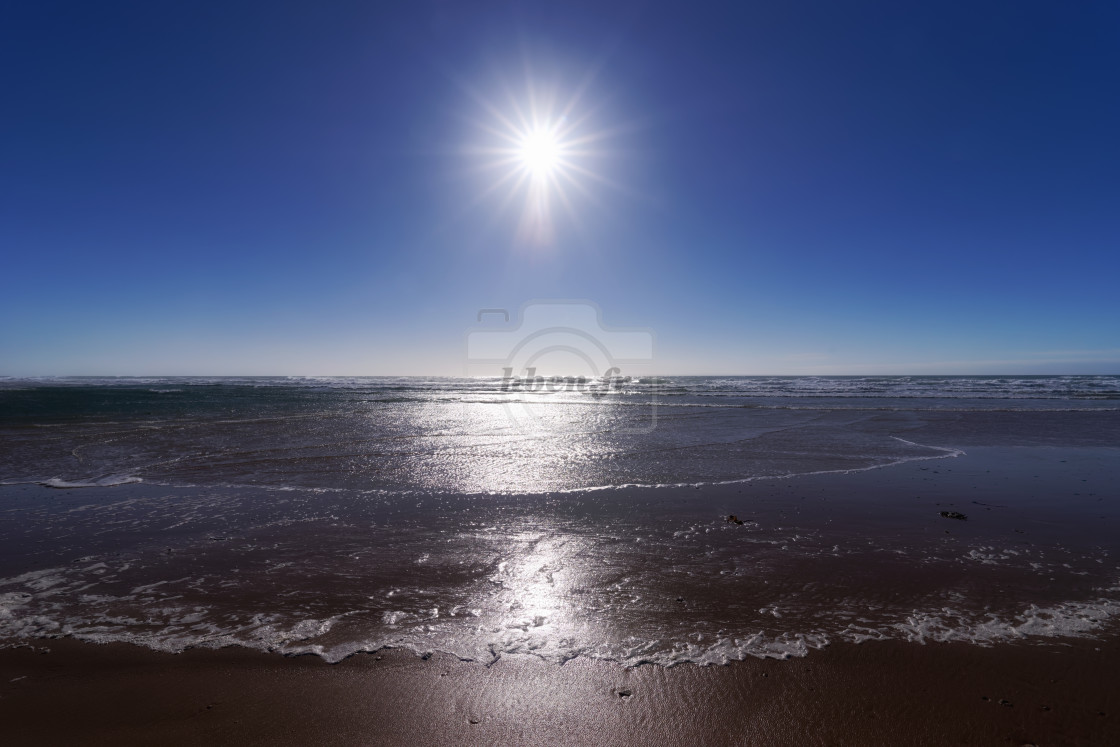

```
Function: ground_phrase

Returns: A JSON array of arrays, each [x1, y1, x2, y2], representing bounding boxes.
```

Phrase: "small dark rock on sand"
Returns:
[[617, 688, 632, 698], [939, 511, 967, 521]]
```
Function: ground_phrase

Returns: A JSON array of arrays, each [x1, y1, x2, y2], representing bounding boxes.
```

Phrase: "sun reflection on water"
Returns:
[[403, 398, 628, 494], [479, 524, 609, 661]]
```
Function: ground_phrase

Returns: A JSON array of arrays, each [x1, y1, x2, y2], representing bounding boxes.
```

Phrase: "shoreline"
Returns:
[[2, 635, 1118, 745], [2, 445, 1119, 667]]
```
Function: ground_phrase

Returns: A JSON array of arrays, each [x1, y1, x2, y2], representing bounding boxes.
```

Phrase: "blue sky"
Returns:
[[2, 1, 1118, 375]]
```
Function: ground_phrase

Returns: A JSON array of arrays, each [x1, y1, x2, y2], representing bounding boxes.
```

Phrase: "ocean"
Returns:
[[1, 375, 1118, 665]]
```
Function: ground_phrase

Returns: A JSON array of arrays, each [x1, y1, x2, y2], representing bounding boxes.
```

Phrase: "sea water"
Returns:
[[0, 376, 1117, 665]]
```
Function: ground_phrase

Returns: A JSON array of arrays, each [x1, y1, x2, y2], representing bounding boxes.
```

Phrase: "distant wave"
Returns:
[[2, 374, 1117, 401]]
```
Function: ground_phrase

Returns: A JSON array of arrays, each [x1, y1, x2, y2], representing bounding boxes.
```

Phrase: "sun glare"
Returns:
[[464, 73, 618, 247], [519, 128, 561, 176]]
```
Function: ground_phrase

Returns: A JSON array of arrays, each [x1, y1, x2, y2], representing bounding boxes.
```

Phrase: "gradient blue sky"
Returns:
[[2, 1, 1118, 375]]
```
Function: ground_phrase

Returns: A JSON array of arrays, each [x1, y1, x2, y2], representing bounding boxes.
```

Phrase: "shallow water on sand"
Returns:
[[1, 378, 1118, 665]]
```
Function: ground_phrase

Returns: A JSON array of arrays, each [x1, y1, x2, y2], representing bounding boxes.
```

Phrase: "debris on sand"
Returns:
[[726, 514, 745, 525], [939, 511, 968, 521]]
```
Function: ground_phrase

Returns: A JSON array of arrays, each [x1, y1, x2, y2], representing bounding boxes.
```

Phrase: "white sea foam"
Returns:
[[2, 554, 1116, 667], [39, 475, 142, 489], [549, 437, 964, 495], [886, 592, 1120, 645], [103, 434, 960, 498]]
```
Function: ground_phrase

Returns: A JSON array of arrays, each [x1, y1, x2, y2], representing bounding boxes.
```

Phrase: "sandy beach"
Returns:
[[3, 636, 1118, 746]]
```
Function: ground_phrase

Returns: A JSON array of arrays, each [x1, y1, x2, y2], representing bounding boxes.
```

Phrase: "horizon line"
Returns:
[[2, 372, 1117, 379]]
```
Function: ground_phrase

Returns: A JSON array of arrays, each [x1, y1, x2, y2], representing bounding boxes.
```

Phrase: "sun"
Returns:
[[519, 127, 561, 177], [462, 74, 619, 246]]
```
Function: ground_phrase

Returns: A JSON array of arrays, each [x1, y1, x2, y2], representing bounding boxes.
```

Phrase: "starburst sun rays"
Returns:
[[465, 79, 617, 246]]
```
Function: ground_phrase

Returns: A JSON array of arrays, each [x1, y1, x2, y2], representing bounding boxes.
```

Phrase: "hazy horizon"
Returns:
[[3, 368, 1118, 378]]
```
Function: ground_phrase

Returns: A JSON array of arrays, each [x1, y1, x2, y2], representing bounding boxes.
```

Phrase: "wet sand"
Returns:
[[1, 636, 1118, 745]]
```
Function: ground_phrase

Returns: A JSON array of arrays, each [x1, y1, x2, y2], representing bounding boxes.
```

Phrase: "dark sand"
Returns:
[[2, 636, 1118, 746]]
